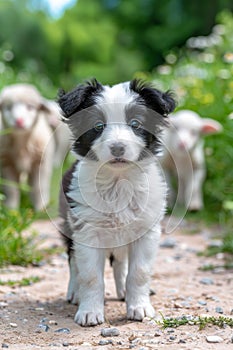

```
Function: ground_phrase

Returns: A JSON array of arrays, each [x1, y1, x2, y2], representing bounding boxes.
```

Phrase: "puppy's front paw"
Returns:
[[127, 303, 155, 321], [74, 309, 104, 326]]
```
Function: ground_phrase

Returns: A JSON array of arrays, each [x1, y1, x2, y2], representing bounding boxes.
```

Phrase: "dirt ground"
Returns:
[[0, 216, 232, 350]]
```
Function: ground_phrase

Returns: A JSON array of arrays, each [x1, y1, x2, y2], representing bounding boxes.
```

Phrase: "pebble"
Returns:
[[49, 320, 58, 325], [9, 323, 17, 328], [2, 344, 9, 349], [62, 342, 69, 347], [166, 328, 175, 333], [200, 278, 214, 285], [198, 300, 207, 306], [206, 335, 223, 343], [169, 336, 176, 341], [215, 306, 224, 314], [38, 324, 50, 332], [0, 302, 8, 307], [154, 330, 162, 337], [160, 238, 176, 248], [231, 334, 233, 343], [54, 328, 70, 334], [129, 333, 138, 341], [98, 340, 113, 345], [101, 327, 120, 337]]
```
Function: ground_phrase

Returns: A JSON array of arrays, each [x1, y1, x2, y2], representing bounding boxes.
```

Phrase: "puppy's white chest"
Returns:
[[67, 162, 166, 248]]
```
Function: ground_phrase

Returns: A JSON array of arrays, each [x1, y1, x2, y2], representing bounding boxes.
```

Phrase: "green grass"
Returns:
[[157, 313, 233, 330], [198, 230, 233, 257], [199, 262, 233, 271], [0, 276, 41, 287], [0, 207, 42, 267]]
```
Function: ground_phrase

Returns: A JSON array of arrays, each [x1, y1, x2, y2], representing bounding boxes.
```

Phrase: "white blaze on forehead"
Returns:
[[96, 82, 138, 123]]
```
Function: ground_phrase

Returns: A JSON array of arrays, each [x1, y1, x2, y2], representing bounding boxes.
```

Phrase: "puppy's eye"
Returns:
[[94, 121, 105, 131], [129, 119, 142, 129]]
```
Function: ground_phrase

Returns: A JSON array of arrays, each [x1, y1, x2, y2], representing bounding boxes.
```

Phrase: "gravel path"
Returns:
[[0, 217, 232, 349]]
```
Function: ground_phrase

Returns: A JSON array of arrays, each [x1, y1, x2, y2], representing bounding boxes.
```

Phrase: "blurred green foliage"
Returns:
[[149, 11, 233, 228], [0, 208, 42, 267], [1, 0, 233, 90], [0, 0, 232, 239]]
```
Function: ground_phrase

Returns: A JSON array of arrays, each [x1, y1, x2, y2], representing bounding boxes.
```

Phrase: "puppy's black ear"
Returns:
[[58, 79, 103, 118], [130, 79, 176, 116]]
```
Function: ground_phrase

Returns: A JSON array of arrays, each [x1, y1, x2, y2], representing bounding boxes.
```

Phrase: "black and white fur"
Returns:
[[59, 79, 175, 326]]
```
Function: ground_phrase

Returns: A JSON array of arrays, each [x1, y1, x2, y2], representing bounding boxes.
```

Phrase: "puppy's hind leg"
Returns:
[[111, 252, 128, 300], [67, 253, 79, 304]]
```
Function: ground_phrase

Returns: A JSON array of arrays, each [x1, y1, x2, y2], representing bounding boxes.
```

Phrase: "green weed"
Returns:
[[0, 207, 42, 267], [157, 313, 233, 330], [0, 276, 41, 287]]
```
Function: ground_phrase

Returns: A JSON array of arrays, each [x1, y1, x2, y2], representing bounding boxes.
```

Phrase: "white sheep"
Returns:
[[160, 109, 222, 211], [0, 83, 70, 210]]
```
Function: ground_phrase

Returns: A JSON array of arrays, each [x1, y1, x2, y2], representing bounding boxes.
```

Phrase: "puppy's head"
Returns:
[[59, 79, 176, 167], [0, 84, 50, 131], [168, 110, 223, 152]]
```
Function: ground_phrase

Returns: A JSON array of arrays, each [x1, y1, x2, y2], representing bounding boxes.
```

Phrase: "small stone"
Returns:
[[178, 339, 186, 343], [206, 335, 223, 343], [49, 343, 62, 347], [9, 323, 17, 328], [160, 238, 176, 248], [166, 328, 175, 333], [215, 307, 224, 314], [49, 320, 58, 325], [154, 331, 162, 337], [231, 334, 233, 343], [38, 324, 50, 332], [2, 344, 9, 349], [174, 302, 183, 308], [98, 340, 113, 345], [0, 302, 8, 307], [101, 327, 120, 337], [129, 333, 138, 341], [200, 278, 214, 285], [198, 300, 207, 306], [54, 328, 70, 334], [169, 336, 176, 341], [62, 342, 69, 347]]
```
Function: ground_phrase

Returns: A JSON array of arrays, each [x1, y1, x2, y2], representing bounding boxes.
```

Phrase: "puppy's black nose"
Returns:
[[110, 142, 125, 157]]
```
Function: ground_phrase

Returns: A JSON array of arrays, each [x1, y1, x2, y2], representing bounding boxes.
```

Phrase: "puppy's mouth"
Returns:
[[108, 157, 130, 165]]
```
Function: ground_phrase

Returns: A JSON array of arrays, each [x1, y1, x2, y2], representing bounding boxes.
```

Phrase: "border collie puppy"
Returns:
[[58, 79, 176, 326]]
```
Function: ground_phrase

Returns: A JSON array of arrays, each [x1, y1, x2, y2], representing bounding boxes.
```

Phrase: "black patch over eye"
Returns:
[[129, 119, 142, 130], [94, 121, 105, 131]]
